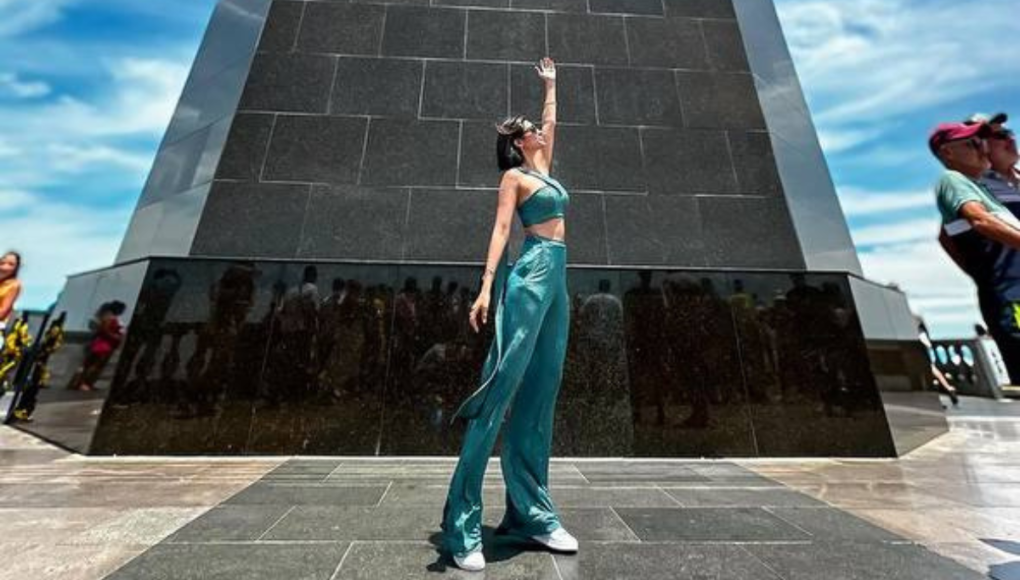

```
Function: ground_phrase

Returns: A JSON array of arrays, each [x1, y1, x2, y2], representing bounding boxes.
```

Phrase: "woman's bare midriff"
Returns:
[[525, 217, 565, 241]]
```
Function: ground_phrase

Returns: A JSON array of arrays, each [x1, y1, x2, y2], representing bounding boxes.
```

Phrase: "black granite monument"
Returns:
[[15, 0, 945, 456]]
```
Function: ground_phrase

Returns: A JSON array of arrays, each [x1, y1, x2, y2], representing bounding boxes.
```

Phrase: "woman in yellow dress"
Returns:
[[0, 252, 23, 332]]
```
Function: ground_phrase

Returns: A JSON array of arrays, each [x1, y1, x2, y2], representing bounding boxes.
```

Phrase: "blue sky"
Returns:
[[2, 0, 1019, 337]]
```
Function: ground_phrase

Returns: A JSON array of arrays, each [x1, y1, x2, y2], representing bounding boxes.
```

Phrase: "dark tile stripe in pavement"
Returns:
[[554, 543, 784, 580], [102, 459, 990, 579], [108, 542, 351, 580], [663, 487, 826, 507], [614, 506, 812, 542], [223, 482, 387, 506], [745, 540, 986, 580]]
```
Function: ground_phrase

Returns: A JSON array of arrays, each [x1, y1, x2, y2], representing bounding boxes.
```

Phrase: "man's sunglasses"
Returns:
[[989, 129, 1015, 141], [948, 138, 984, 151]]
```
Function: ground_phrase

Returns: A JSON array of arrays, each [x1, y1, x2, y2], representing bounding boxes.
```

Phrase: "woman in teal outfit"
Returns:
[[441, 57, 578, 572]]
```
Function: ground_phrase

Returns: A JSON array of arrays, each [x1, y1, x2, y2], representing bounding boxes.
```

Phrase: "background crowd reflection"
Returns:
[[19, 260, 891, 457]]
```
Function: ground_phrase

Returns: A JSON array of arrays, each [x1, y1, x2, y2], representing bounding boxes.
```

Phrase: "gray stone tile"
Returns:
[[728, 130, 781, 195], [360, 118, 460, 186], [511, 0, 587, 11], [703, 18, 750, 72], [335, 542, 559, 580], [164, 505, 291, 542], [264, 506, 440, 540], [224, 483, 387, 506], [767, 507, 904, 541], [257, 0, 303, 53], [422, 61, 508, 121], [553, 125, 645, 192], [265, 460, 343, 479], [626, 17, 709, 70], [382, 6, 466, 59], [548, 14, 629, 66], [664, 0, 736, 19], [554, 543, 781, 580], [559, 508, 639, 541], [405, 188, 495, 260], [106, 543, 349, 580], [565, 193, 610, 265], [330, 57, 423, 118], [664, 488, 825, 507], [676, 71, 765, 130], [240, 52, 335, 114], [590, 0, 663, 15], [745, 541, 987, 580], [467, 10, 546, 61], [459, 121, 502, 188], [615, 507, 810, 541], [604, 194, 705, 267], [216, 113, 273, 181], [378, 483, 508, 507], [297, 184, 409, 260], [575, 463, 710, 483], [297, 2, 385, 55], [511, 64, 596, 124], [552, 487, 680, 508], [595, 68, 684, 127], [698, 196, 803, 269], [352, 0, 428, 5], [641, 127, 738, 194], [437, 0, 509, 7], [191, 181, 309, 258], [263, 115, 368, 184], [685, 462, 768, 481]]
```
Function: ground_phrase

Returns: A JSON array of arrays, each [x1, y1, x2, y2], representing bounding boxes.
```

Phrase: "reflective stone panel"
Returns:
[[245, 263, 398, 454], [93, 260, 283, 454], [11, 262, 149, 453], [618, 270, 756, 457], [726, 273, 895, 457], [21, 259, 914, 457]]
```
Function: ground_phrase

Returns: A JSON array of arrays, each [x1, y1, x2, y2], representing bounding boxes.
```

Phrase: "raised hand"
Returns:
[[535, 57, 556, 83]]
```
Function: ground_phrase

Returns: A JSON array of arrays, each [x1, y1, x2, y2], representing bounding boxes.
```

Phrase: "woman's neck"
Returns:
[[520, 155, 542, 174]]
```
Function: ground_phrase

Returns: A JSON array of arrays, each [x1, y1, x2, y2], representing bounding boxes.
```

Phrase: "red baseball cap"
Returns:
[[928, 122, 991, 155]]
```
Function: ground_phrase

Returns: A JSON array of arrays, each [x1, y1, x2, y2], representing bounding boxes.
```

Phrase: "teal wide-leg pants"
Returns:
[[442, 235, 569, 557]]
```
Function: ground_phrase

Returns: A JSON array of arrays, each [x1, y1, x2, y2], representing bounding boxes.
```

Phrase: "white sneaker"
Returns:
[[453, 547, 485, 571], [531, 527, 578, 553]]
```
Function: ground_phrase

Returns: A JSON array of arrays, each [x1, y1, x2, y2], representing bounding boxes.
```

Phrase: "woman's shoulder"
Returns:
[[499, 167, 526, 186], [0, 278, 20, 293]]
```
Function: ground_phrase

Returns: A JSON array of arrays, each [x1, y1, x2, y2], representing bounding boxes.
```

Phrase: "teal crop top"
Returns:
[[516, 168, 569, 227]]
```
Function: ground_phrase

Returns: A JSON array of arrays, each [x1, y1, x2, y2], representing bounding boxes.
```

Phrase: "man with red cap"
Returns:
[[934, 120, 1020, 383]]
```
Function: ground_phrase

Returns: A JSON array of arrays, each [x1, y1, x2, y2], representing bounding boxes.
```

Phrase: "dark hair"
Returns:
[[2, 251, 21, 280], [495, 115, 531, 171]]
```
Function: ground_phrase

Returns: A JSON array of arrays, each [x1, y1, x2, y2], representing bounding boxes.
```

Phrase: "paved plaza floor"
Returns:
[[0, 396, 1017, 579]]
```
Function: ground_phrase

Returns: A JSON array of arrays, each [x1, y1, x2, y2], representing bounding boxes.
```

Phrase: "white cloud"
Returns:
[[858, 239, 981, 337], [0, 58, 187, 140], [0, 189, 129, 310], [838, 187, 935, 217], [0, 72, 50, 98], [776, 0, 1020, 151], [850, 217, 940, 247], [0, 55, 189, 308], [47, 143, 152, 174], [0, 0, 77, 37]]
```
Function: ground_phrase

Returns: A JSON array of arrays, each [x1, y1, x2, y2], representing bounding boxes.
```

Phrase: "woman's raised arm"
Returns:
[[536, 57, 556, 166]]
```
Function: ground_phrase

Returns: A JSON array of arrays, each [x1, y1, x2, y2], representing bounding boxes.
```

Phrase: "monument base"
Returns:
[[14, 257, 945, 457]]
